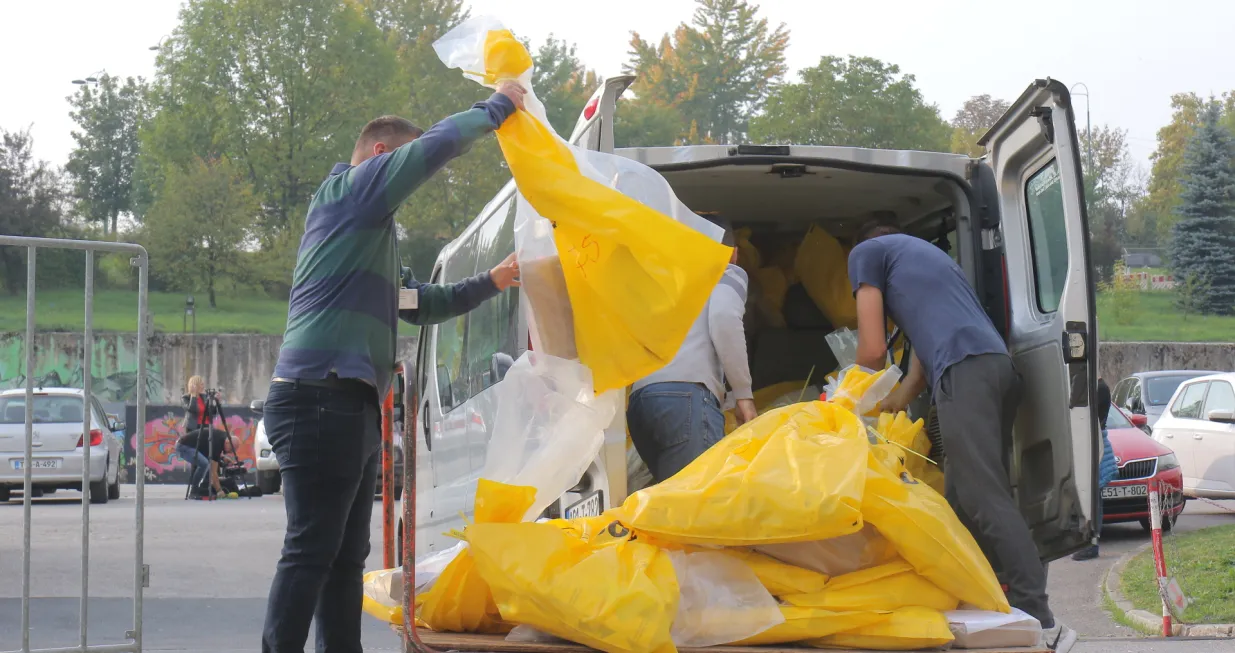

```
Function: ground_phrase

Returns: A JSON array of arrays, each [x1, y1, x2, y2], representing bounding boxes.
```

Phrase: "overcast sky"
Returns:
[[6, 0, 1235, 172]]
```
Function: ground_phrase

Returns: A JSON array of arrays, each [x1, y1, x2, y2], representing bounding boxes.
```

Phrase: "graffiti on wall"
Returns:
[[0, 334, 163, 403], [124, 404, 258, 484]]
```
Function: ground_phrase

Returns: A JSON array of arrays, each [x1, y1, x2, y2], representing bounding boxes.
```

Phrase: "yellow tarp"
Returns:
[[721, 548, 829, 596], [783, 559, 959, 613], [481, 30, 731, 393], [809, 606, 955, 651]]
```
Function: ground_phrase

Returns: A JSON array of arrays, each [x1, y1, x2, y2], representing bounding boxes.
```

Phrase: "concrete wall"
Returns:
[[3, 332, 1233, 405]]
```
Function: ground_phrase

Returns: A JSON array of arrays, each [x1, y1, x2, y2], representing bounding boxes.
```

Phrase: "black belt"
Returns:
[[271, 375, 373, 394]]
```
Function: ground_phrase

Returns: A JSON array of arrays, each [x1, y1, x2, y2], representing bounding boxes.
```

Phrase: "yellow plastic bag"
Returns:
[[466, 518, 679, 653], [795, 225, 858, 329], [361, 568, 404, 625], [734, 227, 762, 271], [723, 380, 809, 434], [826, 365, 901, 417], [733, 607, 890, 646], [755, 524, 899, 577], [454, 27, 731, 394], [753, 266, 791, 326], [721, 548, 830, 596], [873, 412, 945, 495], [809, 606, 955, 651], [617, 401, 868, 546], [862, 447, 1010, 613], [784, 559, 959, 612]]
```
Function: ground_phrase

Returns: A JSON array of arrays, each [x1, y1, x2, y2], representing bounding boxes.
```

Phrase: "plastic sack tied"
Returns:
[[825, 364, 902, 417], [434, 18, 731, 394], [616, 401, 868, 546], [667, 550, 784, 648]]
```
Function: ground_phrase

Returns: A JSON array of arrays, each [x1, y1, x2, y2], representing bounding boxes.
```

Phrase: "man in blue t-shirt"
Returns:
[[847, 219, 1075, 652]]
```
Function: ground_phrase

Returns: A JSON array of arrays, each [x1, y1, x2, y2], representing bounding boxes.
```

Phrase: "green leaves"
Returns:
[[66, 74, 147, 235], [748, 56, 950, 152]]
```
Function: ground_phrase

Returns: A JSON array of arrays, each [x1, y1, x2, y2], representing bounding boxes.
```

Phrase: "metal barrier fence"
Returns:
[[1, 235, 149, 653]]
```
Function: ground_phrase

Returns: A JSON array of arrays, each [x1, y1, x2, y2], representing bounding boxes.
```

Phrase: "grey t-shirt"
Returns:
[[847, 234, 1006, 391]]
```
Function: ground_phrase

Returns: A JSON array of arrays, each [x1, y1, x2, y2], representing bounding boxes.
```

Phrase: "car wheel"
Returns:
[[108, 474, 121, 500], [257, 470, 281, 495], [89, 460, 110, 505]]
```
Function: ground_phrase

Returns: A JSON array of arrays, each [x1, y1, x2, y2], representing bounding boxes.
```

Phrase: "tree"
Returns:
[[748, 56, 951, 151], [145, 157, 256, 308], [615, 96, 686, 148], [950, 94, 1009, 156], [1168, 100, 1235, 315], [143, 0, 402, 245], [1079, 125, 1145, 278], [66, 74, 147, 236], [0, 129, 66, 294], [626, 0, 789, 144], [531, 36, 599, 137]]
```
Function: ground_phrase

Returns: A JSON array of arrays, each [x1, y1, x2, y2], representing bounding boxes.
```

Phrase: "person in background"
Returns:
[[261, 82, 525, 653], [1073, 378, 1117, 561], [178, 375, 231, 500], [628, 225, 756, 483], [846, 217, 1076, 653]]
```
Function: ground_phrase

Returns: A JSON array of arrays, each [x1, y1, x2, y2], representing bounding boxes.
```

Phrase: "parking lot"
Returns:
[[2, 484, 1233, 653]]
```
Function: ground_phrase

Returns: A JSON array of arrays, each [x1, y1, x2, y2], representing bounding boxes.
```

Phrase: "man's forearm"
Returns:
[[399, 272, 500, 326]]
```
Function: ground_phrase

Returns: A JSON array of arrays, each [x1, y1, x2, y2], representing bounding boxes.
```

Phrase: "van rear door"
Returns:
[[980, 79, 1097, 560]]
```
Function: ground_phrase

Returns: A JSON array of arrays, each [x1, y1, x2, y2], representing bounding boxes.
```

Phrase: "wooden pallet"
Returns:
[[389, 628, 1050, 653]]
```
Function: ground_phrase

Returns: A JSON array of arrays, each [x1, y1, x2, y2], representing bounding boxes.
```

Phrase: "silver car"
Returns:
[[0, 387, 123, 504]]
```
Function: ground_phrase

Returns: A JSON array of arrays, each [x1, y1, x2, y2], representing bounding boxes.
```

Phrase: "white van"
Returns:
[[399, 76, 1100, 564]]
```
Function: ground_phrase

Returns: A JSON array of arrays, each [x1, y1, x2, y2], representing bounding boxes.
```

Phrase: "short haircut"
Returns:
[[854, 215, 902, 244], [354, 116, 423, 154]]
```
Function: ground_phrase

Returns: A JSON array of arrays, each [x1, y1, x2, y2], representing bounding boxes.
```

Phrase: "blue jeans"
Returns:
[[261, 381, 381, 653], [627, 382, 725, 483], [177, 444, 209, 490]]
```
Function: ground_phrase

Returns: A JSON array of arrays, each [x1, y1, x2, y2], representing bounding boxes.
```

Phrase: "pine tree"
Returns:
[[1168, 100, 1235, 315]]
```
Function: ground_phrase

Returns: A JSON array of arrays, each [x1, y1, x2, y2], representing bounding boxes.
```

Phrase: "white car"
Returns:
[[0, 387, 123, 504], [1151, 372, 1235, 499]]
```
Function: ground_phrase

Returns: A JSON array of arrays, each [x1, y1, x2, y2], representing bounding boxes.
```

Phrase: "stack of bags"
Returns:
[[365, 368, 1036, 651]]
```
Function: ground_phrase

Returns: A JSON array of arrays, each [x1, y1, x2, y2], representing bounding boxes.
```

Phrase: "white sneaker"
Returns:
[[1043, 622, 1077, 652]]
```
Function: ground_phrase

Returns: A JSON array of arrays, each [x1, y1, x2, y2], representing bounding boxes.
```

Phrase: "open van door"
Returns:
[[566, 75, 635, 152], [979, 79, 1097, 561]]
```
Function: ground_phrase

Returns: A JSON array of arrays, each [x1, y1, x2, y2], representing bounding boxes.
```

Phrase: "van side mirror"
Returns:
[[1129, 413, 1148, 428], [250, 399, 265, 413], [108, 416, 125, 432], [1207, 409, 1235, 424], [491, 352, 515, 384]]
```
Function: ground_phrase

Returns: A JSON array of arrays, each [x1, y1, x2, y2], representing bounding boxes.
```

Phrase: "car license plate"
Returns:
[[12, 458, 63, 470], [564, 490, 603, 519], [1102, 484, 1148, 499]]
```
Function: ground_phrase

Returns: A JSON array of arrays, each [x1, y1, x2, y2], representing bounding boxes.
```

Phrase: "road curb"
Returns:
[[1103, 539, 1235, 637]]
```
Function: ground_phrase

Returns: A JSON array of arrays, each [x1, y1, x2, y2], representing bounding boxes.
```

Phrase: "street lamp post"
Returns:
[[1070, 82, 1093, 176], [71, 69, 107, 86]]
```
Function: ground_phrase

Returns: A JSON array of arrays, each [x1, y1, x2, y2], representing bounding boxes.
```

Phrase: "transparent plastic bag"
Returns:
[[482, 352, 620, 521], [362, 568, 404, 624], [668, 550, 784, 648], [755, 524, 898, 578], [825, 327, 859, 370], [825, 364, 902, 416], [415, 542, 467, 596], [434, 17, 731, 394], [947, 607, 1042, 649]]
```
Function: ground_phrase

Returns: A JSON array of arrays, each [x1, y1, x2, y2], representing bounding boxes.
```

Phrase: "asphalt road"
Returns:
[[2, 485, 1233, 653]]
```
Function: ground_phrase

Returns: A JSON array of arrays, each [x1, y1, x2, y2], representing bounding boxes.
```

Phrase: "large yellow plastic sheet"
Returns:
[[873, 411, 945, 495], [809, 606, 955, 651], [733, 607, 890, 646], [862, 446, 1011, 613], [465, 518, 680, 653], [784, 559, 959, 613], [795, 225, 858, 329], [435, 21, 731, 393], [616, 401, 868, 546]]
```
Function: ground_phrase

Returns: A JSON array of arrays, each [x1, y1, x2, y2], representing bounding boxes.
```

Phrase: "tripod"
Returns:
[[182, 390, 252, 500]]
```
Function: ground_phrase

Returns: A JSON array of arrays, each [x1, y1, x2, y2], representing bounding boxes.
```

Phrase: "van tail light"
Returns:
[[583, 96, 599, 120], [78, 429, 104, 448]]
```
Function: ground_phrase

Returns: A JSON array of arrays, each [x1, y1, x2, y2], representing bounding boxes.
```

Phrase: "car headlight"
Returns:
[[1158, 453, 1180, 472]]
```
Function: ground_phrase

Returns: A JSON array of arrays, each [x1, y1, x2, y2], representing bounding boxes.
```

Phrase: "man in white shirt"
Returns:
[[628, 226, 756, 482]]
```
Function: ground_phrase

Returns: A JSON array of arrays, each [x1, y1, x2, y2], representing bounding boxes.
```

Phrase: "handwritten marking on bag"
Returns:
[[568, 234, 601, 278]]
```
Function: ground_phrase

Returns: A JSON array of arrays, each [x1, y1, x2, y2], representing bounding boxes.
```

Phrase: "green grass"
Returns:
[[1121, 525, 1235, 624], [1098, 290, 1235, 342]]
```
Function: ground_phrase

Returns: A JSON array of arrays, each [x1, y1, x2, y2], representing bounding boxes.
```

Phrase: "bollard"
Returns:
[[1148, 479, 1171, 637]]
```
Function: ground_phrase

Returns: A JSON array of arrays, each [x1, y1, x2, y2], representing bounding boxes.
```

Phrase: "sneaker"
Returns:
[[1071, 545, 1099, 561], [1043, 622, 1077, 652]]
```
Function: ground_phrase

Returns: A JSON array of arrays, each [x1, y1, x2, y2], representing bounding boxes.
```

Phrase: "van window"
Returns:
[[1203, 381, 1235, 417], [1024, 160, 1069, 313], [434, 231, 479, 412], [1171, 381, 1209, 420], [465, 199, 520, 394]]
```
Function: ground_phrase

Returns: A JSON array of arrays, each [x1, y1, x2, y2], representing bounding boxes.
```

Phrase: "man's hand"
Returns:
[[489, 252, 521, 291], [496, 81, 526, 111], [879, 387, 911, 415], [736, 398, 757, 426]]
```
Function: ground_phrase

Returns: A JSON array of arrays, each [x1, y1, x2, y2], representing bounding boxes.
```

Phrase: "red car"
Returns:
[[1103, 406, 1185, 530]]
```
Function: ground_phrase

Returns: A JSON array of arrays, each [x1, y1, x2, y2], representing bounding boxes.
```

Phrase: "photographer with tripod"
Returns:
[[177, 376, 238, 500]]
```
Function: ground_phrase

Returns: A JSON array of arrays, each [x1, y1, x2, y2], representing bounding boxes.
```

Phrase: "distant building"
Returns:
[[1122, 248, 1163, 269]]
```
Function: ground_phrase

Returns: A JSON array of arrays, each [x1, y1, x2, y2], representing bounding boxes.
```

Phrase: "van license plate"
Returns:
[[1102, 485, 1148, 499], [565, 491, 603, 519], [13, 459, 63, 470]]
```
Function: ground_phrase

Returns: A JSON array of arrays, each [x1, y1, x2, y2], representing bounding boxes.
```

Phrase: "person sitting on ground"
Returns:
[[1073, 378, 1117, 561], [177, 376, 235, 500], [628, 223, 756, 483]]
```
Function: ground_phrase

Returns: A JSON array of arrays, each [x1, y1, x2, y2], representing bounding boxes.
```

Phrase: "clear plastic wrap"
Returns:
[[667, 550, 784, 648]]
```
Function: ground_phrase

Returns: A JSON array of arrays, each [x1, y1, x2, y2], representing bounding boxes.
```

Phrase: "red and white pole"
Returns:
[[1148, 479, 1172, 637]]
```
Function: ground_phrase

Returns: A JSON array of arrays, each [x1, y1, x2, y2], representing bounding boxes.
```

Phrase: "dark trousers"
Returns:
[[627, 382, 725, 483], [935, 353, 1054, 629], [261, 381, 381, 653]]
